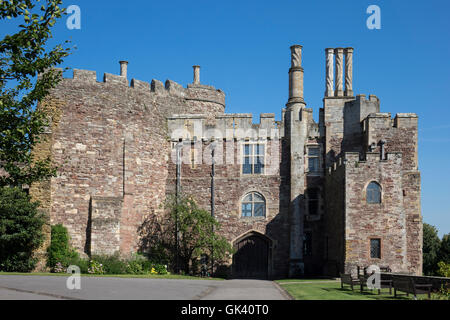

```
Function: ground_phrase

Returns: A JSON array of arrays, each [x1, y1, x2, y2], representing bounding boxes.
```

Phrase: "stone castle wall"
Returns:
[[34, 68, 225, 256], [29, 44, 423, 278]]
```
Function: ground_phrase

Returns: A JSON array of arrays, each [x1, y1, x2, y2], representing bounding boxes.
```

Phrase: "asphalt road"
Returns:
[[0, 275, 289, 300]]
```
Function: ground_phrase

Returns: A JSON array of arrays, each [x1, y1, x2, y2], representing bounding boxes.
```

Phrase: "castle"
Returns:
[[32, 45, 423, 278]]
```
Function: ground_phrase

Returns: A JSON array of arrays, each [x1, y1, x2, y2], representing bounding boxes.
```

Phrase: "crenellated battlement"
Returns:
[[363, 112, 418, 131], [167, 112, 282, 141], [327, 151, 403, 175], [355, 94, 379, 103], [50, 64, 226, 110]]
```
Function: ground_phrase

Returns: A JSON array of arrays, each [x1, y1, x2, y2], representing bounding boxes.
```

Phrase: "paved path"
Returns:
[[0, 276, 289, 300]]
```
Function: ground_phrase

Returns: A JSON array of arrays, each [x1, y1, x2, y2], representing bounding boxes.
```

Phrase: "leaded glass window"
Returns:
[[242, 143, 265, 175], [308, 147, 320, 173], [370, 239, 381, 259], [241, 192, 266, 218], [367, 182, 382, 204]]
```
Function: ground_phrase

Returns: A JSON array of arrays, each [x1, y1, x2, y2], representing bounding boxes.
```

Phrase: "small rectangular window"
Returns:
[[307, 147, 320, 173], [370, 239, 381, 259]]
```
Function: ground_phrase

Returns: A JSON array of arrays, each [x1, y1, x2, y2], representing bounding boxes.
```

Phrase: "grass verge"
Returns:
[[0, 272, 224, 281], [278, 280, 425, 300]]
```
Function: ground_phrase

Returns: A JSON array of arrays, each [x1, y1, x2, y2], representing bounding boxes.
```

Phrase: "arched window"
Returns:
[[241, 192, 266, 217], [366, 182, 381, 204]]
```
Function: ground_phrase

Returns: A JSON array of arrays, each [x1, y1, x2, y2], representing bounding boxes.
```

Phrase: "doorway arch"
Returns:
[[232, 231, 272, 279]]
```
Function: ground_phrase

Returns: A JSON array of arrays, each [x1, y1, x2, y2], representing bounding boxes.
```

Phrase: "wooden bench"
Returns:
[[359, 273, 393, 295], [393, 276, 432, 299], [340, 273, 360, 291]]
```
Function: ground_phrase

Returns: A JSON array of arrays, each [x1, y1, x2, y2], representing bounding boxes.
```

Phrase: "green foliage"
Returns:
[[47, 224, 78, 270], [87, 253, 167, 275], [125, 253, 146, 275], [429, 284, 450, 300], [438, 234, 450, 264], [139, 194, 234, 275], [91, 253, 127, 274], [423, 223, 441, 276], [88, 259, 105, 274], [69, 256, 89, 274], [437, 261, 450, 278], [0, 186, 44, 272], [0, 0, 71, 187], [153, 263, 168, 275]]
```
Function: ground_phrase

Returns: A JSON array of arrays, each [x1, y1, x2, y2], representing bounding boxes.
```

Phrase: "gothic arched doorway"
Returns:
[[232, 231, 272, 279]]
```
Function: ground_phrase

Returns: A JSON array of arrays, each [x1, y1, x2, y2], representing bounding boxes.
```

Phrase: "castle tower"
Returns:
[[285, 45, 308, 277], [185, 65, 226, 120]]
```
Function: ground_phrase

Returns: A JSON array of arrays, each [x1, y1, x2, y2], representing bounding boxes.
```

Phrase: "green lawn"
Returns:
[[0, 272, 224, 281], [277, 280, 425, 300]]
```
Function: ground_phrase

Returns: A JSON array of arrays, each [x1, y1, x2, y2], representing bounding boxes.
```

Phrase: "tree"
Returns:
[[139, 194, 234, 275], [0, 186, 44, 271], [0, 0, 70, 187], [423, 223, 441, 276], [438, 234, 450, 264]]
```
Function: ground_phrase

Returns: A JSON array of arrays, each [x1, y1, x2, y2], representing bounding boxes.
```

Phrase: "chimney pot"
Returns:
[[119, 61, 128, 77], [193, 65, 200, 84]]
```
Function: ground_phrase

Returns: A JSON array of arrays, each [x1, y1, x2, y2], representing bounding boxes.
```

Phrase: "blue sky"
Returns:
[[2, 0, 449, 237]]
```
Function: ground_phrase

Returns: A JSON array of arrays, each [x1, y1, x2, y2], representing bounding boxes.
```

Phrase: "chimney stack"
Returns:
[[119, 61, 128, 78], [344, 48, 354, 96], [287, 45, 305, 107], [325, 48, 334, 97], [193, 65, 200, 84], [334, 48, 344, 97]]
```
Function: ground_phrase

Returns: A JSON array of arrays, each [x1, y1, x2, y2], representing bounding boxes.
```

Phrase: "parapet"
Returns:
[[185, 83, 225, 108], [103, 73, 128, 86], [130, 79, 150, 91], [168, 113, 282, 141], [327, 151, 403, 175], [355, 94, 379, 103], [363, 112, 418, 132], [54, 61, 227, 114], [165, 80, 186, 97], [73, 69, 97, 83], [394, 113, 418, 128]]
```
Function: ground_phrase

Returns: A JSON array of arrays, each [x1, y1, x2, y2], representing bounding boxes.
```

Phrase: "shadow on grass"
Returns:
[[335, 287, 412, 300]]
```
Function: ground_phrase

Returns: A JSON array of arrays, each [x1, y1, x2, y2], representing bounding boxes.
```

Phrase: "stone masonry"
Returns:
[[31, 45, 422, 278]]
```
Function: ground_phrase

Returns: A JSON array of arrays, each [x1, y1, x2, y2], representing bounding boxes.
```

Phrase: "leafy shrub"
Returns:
[[67, 256, 89, 274], [153, 264, 168, 275], [88, 260, 105, 274], [0, 187, 45, 272], [91, 253, 127, 274], [47, 224, 79, 271], [124, 253, 147, 274], [126, 259, 144, 274], [437, 261, 450, 278], [53, 262, 66, 273]]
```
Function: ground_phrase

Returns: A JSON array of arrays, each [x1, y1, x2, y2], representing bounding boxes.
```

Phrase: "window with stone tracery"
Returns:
[[242, 143, 265, 175], [241, 192, 266, 218]]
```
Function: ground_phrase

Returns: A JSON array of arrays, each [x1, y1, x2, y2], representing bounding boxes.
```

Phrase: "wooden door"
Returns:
[[232, 234, 269, 279]]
